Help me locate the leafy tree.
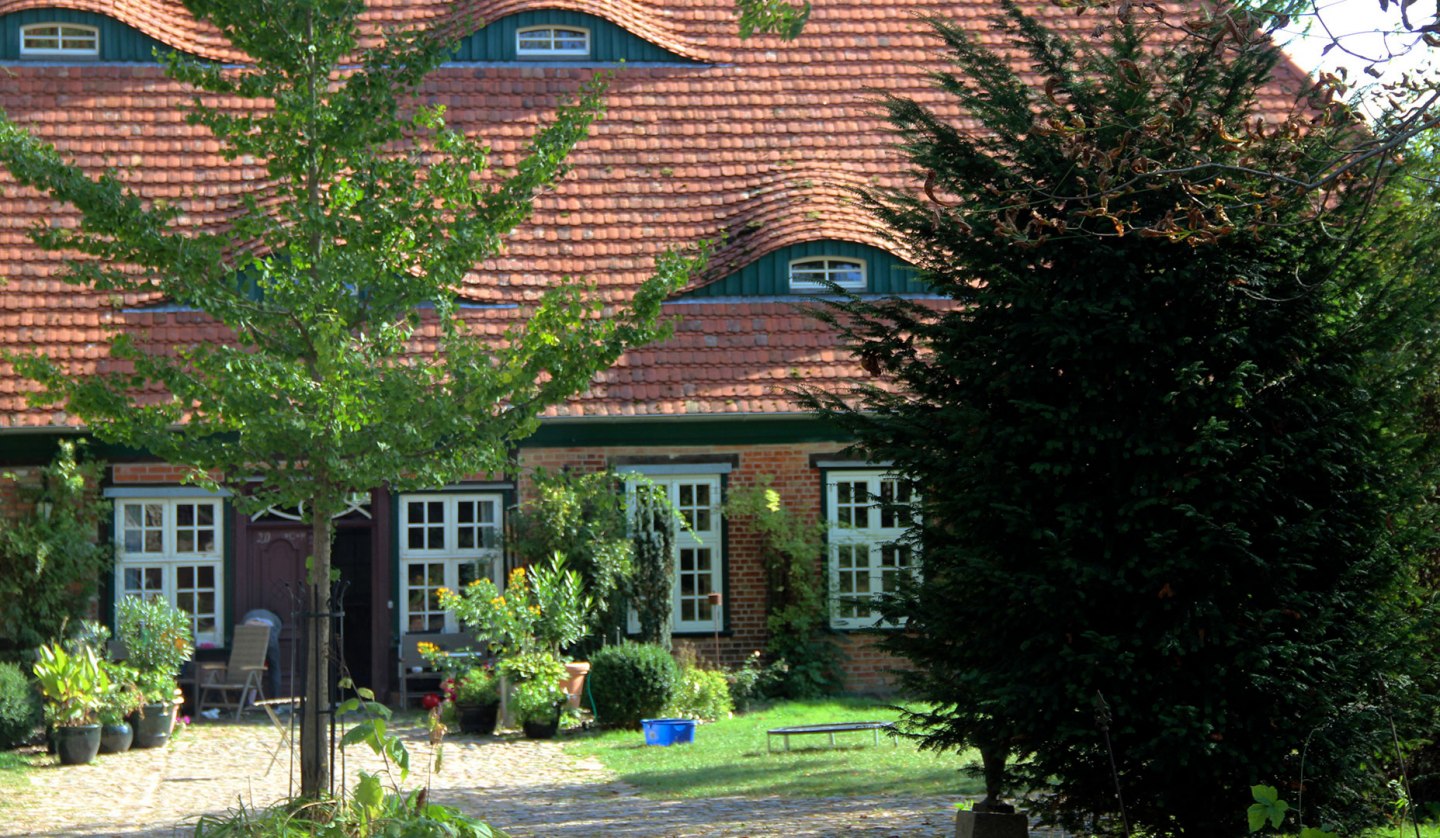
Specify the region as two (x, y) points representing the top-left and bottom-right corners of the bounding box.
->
(630, 485), (675, 649)
(509, 469), (634, 651)
(725, 477), (838, 697)
(802, 4), (1440, 835)
(0, 442), (110, 661)
(0, 0), (701, 796)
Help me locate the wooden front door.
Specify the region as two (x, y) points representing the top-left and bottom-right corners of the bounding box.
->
(236, 524), (310, 696)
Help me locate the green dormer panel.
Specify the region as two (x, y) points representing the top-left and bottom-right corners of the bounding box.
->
(1, 9), (175, 62)
(683, 241), (926, 299)
(453, 10), (693, 63)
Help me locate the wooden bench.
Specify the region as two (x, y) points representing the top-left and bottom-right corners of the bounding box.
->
(766, 721), (898, 752)
(394, 632), (480, 707)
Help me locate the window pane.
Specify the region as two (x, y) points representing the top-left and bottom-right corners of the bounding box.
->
(407, 502), (425, 524)
(144, 531), (163, 552)
(177, 531), (194, 552)
(145, 504), (164, 527)
(177, 504), (194, 526)
(178, 566), (194, 587)
(197, 566), (215, 586)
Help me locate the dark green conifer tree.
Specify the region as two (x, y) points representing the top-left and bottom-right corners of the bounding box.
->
(802, 5), (1440, 834)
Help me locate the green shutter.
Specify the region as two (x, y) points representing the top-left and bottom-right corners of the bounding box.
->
(683, 241), (925, 298)
(453, 10), (694, 63)
(1, 9), (183, 62)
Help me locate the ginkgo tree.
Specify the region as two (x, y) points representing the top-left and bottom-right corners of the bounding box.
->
(0, 0), (701, 797)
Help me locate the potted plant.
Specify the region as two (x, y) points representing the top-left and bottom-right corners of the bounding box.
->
(32, 643), (109, 765)
(500, 651), (569, 739)
(450, 666), (500, 735)
(116, 596), (194, 748)
(97, 662), (144, 754)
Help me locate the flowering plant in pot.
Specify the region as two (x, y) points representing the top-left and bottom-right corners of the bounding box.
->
(500, 651), (569, 739)
(32, 642), (109, 764)
(116, 596), (193, 748)
(448, 666), (500, 735)
(438, 556), (592, 659)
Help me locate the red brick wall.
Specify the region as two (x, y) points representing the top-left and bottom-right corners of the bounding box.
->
(517, 442), (908, 694)
(0, 466), (43, 523)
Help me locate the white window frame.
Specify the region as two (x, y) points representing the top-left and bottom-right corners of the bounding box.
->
(398, 492), (504, 634)
(626, 474), (725, 634)
(788, 256), (866, 293)
(20, 23), (99, 58)
(515, 25), (590, 58)
(826, 470), (918, 629)
(114, 497), (225, 648)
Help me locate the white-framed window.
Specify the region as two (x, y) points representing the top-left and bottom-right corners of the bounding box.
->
(515, 26), (590, 58)
(627, 474), (725, 634)
(114, 498), (224, 647)
(789, 256), (866, 292)
(399, 493), (503, 633)
(20, 23), (99, 58)
(826, 470), (917, 629)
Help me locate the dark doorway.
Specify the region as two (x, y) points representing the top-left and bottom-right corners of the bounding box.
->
(333, 527), (375, 690)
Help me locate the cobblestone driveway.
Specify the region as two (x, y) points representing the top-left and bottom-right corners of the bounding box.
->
(0, 719), (959, 837)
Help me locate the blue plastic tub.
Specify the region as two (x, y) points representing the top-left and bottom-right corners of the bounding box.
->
(641, 718), (696, 746)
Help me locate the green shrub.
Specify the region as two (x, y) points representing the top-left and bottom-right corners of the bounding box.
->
(666, 665), (733, 722)
(0, 660), (40, 748)
(589, 642), (678, 729)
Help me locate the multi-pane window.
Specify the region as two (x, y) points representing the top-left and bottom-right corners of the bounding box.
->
(827, 471), (917, 629)
(20, 24), (99, 57)
(114, 498), (224, 647)
(515, 26), (590, 57)
(399, 493), (502, 633)
(629, 475), (724, 633)
(789, 257), (866, 292)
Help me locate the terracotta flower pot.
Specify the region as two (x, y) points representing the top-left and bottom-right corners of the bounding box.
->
(562, 662), (590, 710)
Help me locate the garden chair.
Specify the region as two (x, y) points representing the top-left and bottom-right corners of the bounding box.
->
(196, 624), (271, 720)
(395, 632), (475, 707)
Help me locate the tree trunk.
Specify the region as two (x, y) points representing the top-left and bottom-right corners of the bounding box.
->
(300, 504), (334, 797)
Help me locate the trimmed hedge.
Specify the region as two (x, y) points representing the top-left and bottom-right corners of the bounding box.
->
(588, 642), (678, 729)
(0, 660), (40, 748)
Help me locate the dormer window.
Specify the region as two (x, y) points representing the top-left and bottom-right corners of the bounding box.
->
(789, 257), (866, 292)
(20, 23), (99, 58)
(516, 26), (590, 58)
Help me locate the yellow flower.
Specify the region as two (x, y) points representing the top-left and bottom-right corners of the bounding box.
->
(416, 641), (439, 655)
(468, 578), (482, 587)
(436, 586), (452, 597)
(528, 605), (541, 615)
(491, 596), (505, 607)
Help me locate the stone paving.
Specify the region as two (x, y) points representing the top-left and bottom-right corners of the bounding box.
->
(0, 717), (962, 837)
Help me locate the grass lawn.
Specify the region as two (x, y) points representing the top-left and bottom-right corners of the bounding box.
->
(0, 749), (33, 799)
(564, 697), (983, 799)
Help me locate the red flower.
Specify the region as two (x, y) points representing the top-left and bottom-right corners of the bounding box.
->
(421, 693), (442, 710)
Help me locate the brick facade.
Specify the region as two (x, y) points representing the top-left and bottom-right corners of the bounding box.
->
(518, 441), (909, 694)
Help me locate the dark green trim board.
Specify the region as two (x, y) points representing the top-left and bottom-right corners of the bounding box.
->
(389, 494), (401, 644)
(0, 9), (176, 62)
(0, 416), (852, 466)
(452, 10), (693, 63)
(223, 498), (236, 643)
(525, 416), (852, 448)
(684, 241), (924, 299)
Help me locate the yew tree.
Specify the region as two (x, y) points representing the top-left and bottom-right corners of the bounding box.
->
(0, 0), (700, 796)
(804, 4), (1440, 834)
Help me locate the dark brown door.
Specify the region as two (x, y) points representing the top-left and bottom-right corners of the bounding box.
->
(237, 524), (310, 696)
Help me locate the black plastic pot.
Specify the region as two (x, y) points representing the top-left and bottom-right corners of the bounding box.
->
(456, 702), (499, 736)
(521, 717), (560, 740)
(54, 724), (102, 765)
(99, 722), (133, 754)
(129, 702), (175, 749)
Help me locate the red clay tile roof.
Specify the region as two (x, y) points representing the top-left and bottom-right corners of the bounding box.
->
(0, 1), (1318, 428)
